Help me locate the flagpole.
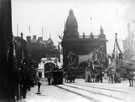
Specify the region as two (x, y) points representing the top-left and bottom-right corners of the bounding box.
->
(42, 27), (43, 37)
(29, 25), (30, 36)
(49, 33), (51, 39)
(90, 17), (92, 33)
(17, 24), (18, 36)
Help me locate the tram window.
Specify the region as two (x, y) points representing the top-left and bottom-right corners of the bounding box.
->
(38, 72), (42, 78)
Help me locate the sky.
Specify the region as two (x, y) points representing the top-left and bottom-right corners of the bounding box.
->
(12, 0), (135, 54)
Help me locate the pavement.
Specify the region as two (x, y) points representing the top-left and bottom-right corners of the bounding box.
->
(17, 78), (135, 102)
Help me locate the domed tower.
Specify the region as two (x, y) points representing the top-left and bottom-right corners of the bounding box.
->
(63, 9), (79, 39)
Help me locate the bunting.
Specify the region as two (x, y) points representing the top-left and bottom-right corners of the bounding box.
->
(67, 45), (107, 66)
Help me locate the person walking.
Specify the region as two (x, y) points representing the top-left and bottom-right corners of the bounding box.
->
(99, 71), (103, 83)
(20, 77), (28, 98)
(37, 78), (41, 93)
(47, 76), (51, 85)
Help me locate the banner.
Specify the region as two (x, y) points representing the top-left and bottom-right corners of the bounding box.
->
(78, 52), (93, 64)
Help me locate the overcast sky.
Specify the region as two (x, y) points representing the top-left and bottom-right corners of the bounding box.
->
(12, 0), (135, 54)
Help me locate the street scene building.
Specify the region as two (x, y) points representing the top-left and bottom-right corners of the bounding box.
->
(0, 0), (135, 102)
(61, 9), (107, 78)
(26, 35), (60, 63)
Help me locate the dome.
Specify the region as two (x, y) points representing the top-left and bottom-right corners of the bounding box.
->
(66, 9), (78, 28)
(63, 9), (79, 39)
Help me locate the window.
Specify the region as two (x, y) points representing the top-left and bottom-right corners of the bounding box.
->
(38, 72), (42, 78)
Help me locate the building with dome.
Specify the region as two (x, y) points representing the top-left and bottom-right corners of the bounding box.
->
(61, 9), (107, 76)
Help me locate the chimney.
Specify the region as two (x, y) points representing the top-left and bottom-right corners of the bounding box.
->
(33, 35), (36, 40)
(38, 37), (43, 42)
(83, 32), (85, 38)
(26, 36), (31, 42)
(21, 32), (23, 39)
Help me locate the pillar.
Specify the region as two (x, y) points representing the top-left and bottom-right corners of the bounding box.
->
(0, 0), (15, 100)
(42, 71), (45, 78)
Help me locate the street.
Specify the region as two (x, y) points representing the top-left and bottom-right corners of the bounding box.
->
(18, 79), (135, 102)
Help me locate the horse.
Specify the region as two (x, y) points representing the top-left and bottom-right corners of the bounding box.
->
(65, 73), (75, 83)
(65, 74), (72, 83)
(127, 71), (134, 87)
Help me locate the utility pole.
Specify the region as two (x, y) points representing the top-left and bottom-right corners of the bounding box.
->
(42, 27), (44, 37)
(17, 24), (19, 36)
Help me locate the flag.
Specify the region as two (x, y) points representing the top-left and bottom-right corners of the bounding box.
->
(78, 52), (94, 64)
(90, 17), (92, 21)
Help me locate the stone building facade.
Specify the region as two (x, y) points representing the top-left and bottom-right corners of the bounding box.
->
(61, 10), (107, 74)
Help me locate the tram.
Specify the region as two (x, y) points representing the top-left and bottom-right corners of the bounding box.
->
(42, 57), (63, 85)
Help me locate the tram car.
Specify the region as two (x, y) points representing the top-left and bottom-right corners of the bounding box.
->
(43, 58), (63, 85)
(52, 68), (63, 85)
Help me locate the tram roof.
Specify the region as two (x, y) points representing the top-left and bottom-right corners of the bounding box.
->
(41, 57), (58, 61)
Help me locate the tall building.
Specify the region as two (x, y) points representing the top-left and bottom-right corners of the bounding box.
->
(123, 22), (135, 59)
(61, 10), (107, 75)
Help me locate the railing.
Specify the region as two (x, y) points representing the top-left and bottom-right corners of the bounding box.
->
(79, 35), (100, 39)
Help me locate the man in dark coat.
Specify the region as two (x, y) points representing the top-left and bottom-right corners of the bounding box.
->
(47, 76), (51, 85)
(37, 78), (41, 93)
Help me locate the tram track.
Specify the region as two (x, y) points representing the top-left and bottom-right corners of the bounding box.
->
(56, 85), (104, 102)
(63, 83), (125, 101)
(72, 83), (130, 94)
(55, 83), (126, 102)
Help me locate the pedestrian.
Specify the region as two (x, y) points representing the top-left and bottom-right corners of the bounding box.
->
(37, 78), (41, 93)
(99, 71), (103, 83)
(21, 77), (28, 98)
(47, 76), (51, 85)
(65, 74), (68, 82)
